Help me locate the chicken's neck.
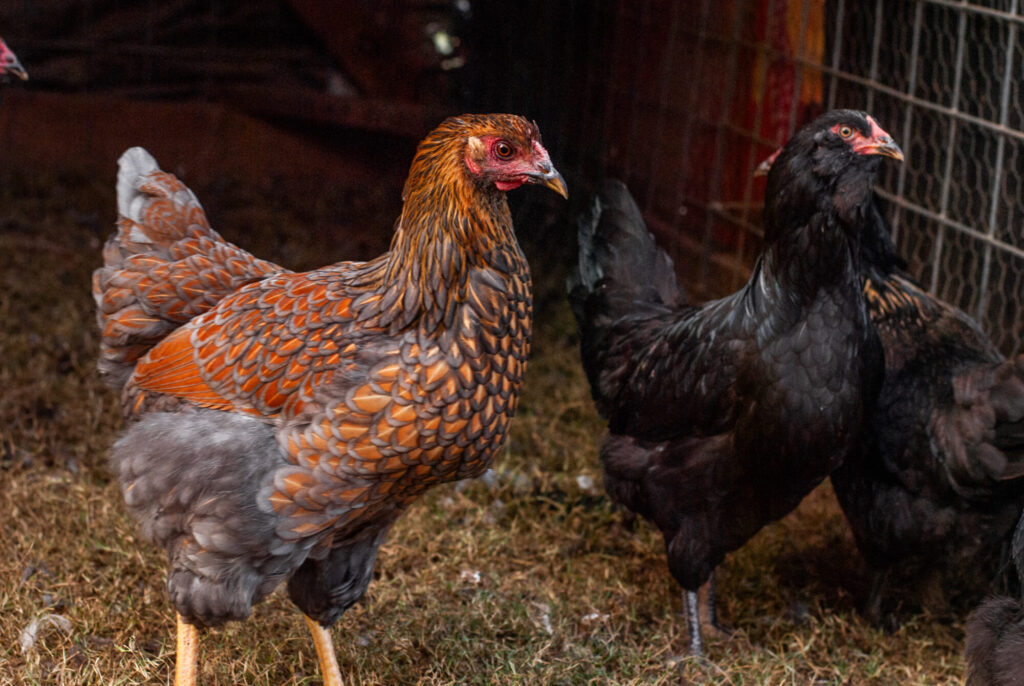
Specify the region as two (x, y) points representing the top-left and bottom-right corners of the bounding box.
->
(373, 176), (528, 334)
(753, 203), (868, 321)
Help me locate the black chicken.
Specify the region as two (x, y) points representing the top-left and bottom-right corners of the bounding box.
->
(756, 152), (1024, 619)
(569, 110), (900, 654)
(965, 512), (1024, 686)
(837, 211), (1024, 617)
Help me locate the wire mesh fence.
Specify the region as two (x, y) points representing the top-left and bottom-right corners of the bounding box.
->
(666, 0), (1024, 355)
(4, 1), (1022, 352)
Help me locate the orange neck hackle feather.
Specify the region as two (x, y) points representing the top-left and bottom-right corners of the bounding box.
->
(366, 114), (539, 334)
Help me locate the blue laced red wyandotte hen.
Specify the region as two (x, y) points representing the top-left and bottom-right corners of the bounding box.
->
(0, 36), (27, 82)
(569, 110), (902, 655)
(93, 114), (566, 686)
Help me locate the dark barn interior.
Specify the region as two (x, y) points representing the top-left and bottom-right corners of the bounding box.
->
(2, 1), (1023, 684)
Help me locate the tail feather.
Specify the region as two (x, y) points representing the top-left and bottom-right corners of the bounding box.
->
(569, 179), (683, 318)
(93, 147), (283, 388)
(568, 180), (687, 413)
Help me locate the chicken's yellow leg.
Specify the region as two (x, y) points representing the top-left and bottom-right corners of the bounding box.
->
(304, 614), (345, 686)
(174, 614), (199, 686)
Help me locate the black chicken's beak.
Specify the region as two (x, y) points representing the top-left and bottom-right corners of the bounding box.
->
(526, 166), (568, 199)
(854, 117), (904, 162)
(859, 135), (904, 162)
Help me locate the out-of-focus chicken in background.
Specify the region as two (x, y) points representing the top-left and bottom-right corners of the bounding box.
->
(569, 110), (901, 654)
(0, 36), (28, 82)
(965, 512), (1024, 686)
(754, 149), (1024, 622)
(93, 114), (566, 686)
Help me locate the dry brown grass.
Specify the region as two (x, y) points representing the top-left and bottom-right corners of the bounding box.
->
(0, 171), (969, 685)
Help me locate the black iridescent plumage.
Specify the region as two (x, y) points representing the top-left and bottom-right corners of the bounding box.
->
(569, 110), (898, 653)
(830, 200), (1024, 619)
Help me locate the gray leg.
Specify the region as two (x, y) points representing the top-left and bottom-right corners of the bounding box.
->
(684, 589), (703, 655)
(707, 572), (718, 629)
(865, 569), (889, 625)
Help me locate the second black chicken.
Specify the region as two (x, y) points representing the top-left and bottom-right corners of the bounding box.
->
(835, 202), (1024, 619)
(569, 110), (901, 653)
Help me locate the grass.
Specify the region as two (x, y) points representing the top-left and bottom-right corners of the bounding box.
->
(0, 170), (970, 685)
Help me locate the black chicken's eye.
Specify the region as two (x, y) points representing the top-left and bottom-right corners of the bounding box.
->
(495, 142), (513, 158)
(839, 126), (853, 138)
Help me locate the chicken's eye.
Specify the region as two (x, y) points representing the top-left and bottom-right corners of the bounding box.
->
(839, 126), (853, 138)
(495, 142), (514, 159)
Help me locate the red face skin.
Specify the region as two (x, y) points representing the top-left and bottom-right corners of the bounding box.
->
(830, 115), (903, 160)
(465, 136), (560, 192)
(757, 115), (904, 177)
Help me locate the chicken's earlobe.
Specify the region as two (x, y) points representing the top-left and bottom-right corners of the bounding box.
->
(465, 136), (486, 175)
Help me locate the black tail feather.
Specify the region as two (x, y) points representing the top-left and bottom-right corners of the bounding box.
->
(568, 179), (683, 322)
(568, 180), (686, 412)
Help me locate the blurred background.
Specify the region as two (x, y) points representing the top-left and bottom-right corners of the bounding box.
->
(3, 0), (1023, 355)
